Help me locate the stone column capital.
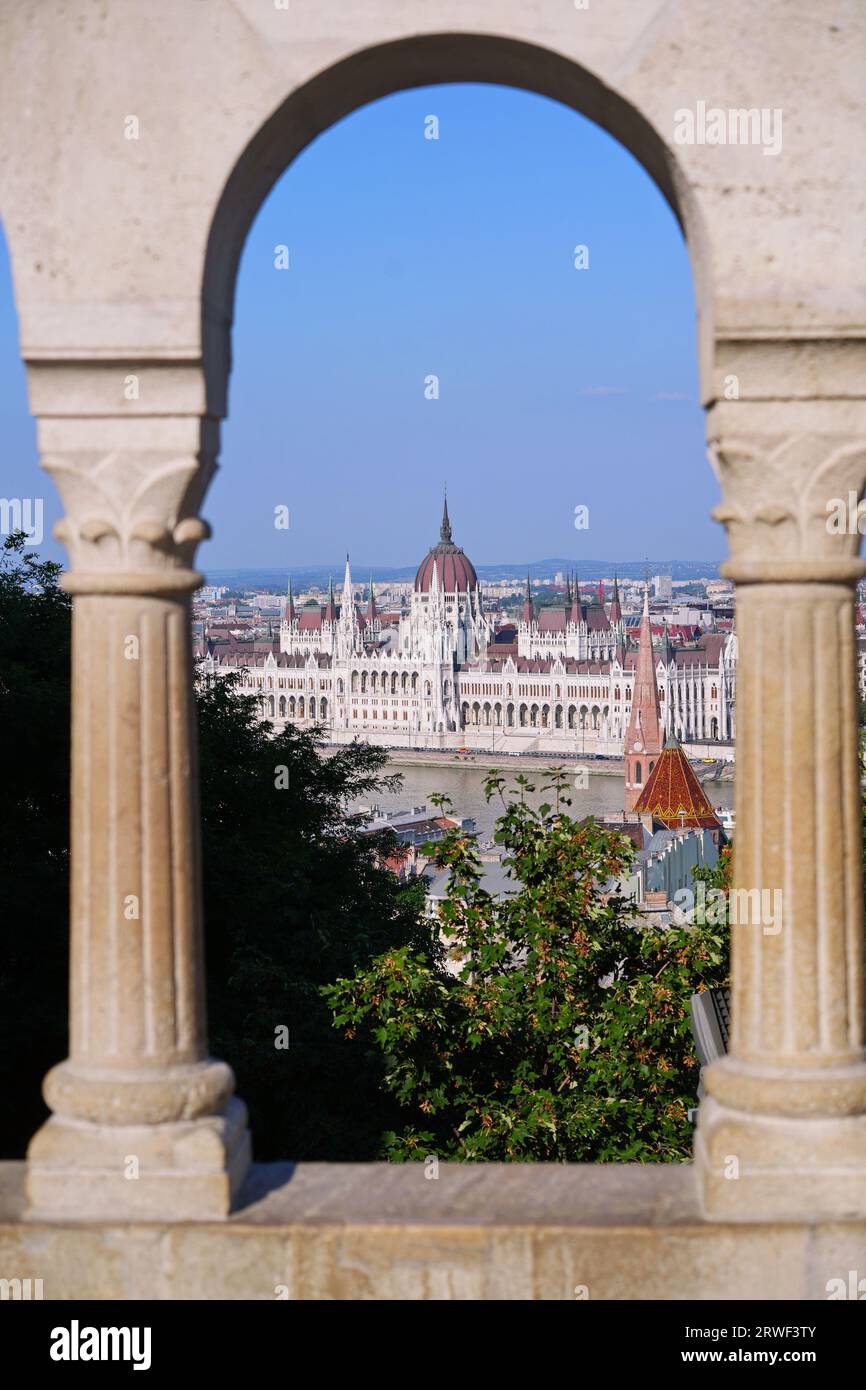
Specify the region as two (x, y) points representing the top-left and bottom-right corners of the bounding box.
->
(707, 417), (866, 580)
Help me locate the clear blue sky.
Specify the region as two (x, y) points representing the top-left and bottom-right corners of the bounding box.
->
(0, 83), (724, 571)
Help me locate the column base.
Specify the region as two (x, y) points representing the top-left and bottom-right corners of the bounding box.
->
(695, 1095), (866, 1222)
(25, 1098), (251, 1222)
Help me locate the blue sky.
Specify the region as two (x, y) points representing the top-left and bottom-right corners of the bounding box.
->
(0, 82), (723, 571)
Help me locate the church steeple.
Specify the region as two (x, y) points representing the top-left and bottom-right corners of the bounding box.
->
(366, 574), (377, 624)
(623, 585), (664, 813)
(285, 574), (296, 623)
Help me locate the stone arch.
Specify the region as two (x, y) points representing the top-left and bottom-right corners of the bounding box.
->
(15, 12), (864, 1236)
(278, 695), (286, 718)
(203, 35), (712, 418)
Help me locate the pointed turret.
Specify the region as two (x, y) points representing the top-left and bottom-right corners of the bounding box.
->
(597, 578), (605, 607)
(522, 572), (534, 624)
(570, 571), (583, 625)
(285, 575), (296, 623)
(634, 733), (720, 832)
(323, 574), (337, 623)
(609, 574), (622, 622)
(660, 619), (673, 667)
(366, 574), (377, 624)
(623, 586), (664, 813)
(440, 490), (453, 545)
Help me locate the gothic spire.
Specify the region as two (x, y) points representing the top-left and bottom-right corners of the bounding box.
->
(623, 585), (664, 812)
(609, 573), (622, 622)
(439, 489), (453, 545)
(323, 573), (337, 622)
(522, 571), (534, 624)
(366, 573), (377, 622)
(285, 574), (296, 622)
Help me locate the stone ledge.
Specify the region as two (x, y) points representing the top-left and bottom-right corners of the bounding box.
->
(1, 1162), (864, 1300)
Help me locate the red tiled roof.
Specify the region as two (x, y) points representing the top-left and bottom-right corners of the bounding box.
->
(634, 737), (720, 829)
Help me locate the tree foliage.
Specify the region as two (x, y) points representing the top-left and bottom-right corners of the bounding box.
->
(0, 533), (72, 1150)
(197, 672), (438, 1158)
(326, 770), (730, 1162)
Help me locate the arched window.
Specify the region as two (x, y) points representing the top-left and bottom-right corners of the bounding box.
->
(278, 695), (286, 717)
(635, 761), (642, 784)
(268, 695), (275, 717)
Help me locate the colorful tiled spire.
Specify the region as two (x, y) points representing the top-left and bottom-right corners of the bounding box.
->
(634, 733), (720, 829)
(623, 585), (664, 812)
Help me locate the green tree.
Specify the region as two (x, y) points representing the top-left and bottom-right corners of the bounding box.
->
(0, 535), (436, 1158)
(0, 533), (72, 1150)
(326, 770), (729, 1162)
(197, 672), (438, 1158)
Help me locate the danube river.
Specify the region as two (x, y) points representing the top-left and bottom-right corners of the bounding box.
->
(353, 760), (736, 844)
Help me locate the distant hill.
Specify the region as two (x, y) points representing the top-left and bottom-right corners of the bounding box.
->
(205, 559), (723, 592)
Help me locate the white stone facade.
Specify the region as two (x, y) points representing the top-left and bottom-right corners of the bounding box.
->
(203, 520), (737, 756)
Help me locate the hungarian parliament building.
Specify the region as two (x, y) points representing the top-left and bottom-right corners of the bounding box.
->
(199, 502), (737, 756)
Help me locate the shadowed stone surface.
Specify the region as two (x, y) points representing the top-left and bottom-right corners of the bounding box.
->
(1, 1162), (864, 1300)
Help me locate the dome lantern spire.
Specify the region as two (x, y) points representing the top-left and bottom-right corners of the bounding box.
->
(440, 489), (452, 545)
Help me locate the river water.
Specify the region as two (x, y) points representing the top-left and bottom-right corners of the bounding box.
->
(355, 761), (736, 844)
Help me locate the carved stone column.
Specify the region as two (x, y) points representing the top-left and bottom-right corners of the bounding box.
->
(26, 385), (250, 1220)
(695, 377), (866, 1220)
